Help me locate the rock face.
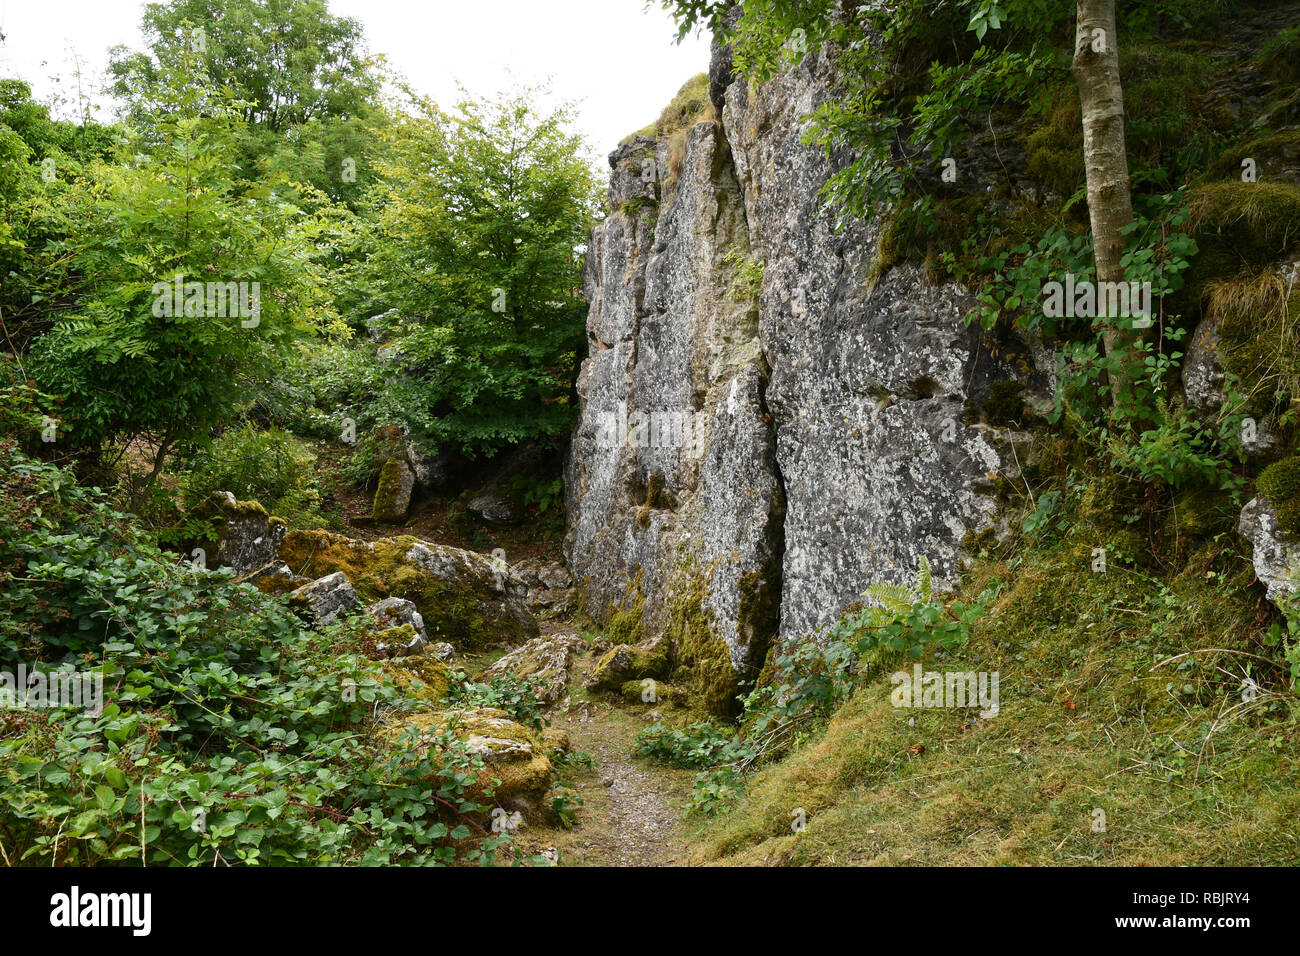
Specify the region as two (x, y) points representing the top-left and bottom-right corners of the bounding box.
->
(208, 492), (286, 574)
(565, 117), (784, 712)
(1238, 497), (1300, 604)
(565, 44), (1024, 710)
(290, 571), (360, 625)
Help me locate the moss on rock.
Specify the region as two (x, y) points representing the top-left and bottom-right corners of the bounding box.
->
(1206, 265), (1300, 408)
(982, 381), (1027, 426)
(588, 638), (672, 692)
(1257, 457), (1300, 534)
(619, 678), (684, 706)
(1187, 182), (1300, 293)
(666, 563), (742, 718)
(279, 529), (534, 649)
(372, 457), (412, 523)
(380, 652), (452, 703)
(383, 707), (552, 815)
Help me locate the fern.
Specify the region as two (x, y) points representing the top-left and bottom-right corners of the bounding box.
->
(861, 580), (917, 612)
(862, 556), (933, 611)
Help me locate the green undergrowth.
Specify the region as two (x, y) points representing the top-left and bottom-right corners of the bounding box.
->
(0, 437), (547, 866)
(682, 470), (1300, 866)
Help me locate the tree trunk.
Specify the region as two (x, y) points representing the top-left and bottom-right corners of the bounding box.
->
(1072, 0), (1135, 401)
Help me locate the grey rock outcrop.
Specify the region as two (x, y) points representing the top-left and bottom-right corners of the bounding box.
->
(210, 492), (285, 575)
(1238, 497), (1300, 605)
(565, 32), (1031, 708)
(291, 572), (360, 625)
(566, 116), (783, 706)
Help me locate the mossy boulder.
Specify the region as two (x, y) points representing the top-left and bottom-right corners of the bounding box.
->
(288, 571), (360, 625)
(1257, 457), (1300, 535)
(279, 529), (537, 649)
(380, 654), (453, 703)
(477, 631), (587, 705)
(1197, 262), (1300, 420)
(385, 707), (552, 816)
(619, 679), (684, 706)
(585, 637), (672, 693)
(372, 457), (414, 523)
(539, 727), (571, 756)
(188, 491), (286, 574)
(240, 562), (308, 595)
(373, 622), (428, 659)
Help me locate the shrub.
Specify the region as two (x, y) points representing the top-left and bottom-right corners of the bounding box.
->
(0, 441), (528, 865)
(635, 721), (737, 769)
(179, 423), (325, 528)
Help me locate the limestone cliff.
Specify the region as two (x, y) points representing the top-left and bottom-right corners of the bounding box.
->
(565, 43), (1034, 712)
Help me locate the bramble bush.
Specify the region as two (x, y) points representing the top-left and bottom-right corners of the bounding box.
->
(0, 434), (533, 865)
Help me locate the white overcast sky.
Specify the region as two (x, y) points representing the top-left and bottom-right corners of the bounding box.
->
(0, 0), (712, 159)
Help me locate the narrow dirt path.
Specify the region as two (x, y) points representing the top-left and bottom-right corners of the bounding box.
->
(524, 650), (698, 867)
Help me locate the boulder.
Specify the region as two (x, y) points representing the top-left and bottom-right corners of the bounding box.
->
(538, 564), (573, 590)
(369, 596), (428, 641)
(290, 571), (360, 625)
(278, 529), (538, 649)
(584, 636), (671, 692)
(428, 642), (456, 662)
(239, 562), (309, 593)
(373, 457), (415, 523)
(387, 707), (552, 816)
(205, 492), (286, 575)
(380, 654), (453, 702)
(478, 632), (589, 705)
(405, 441), (449, 494)
(1239, 496), (1300, 604)
(374, 622), (428, 659)
(531, 588), (577, 617)
(467, 490), (519, 526)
